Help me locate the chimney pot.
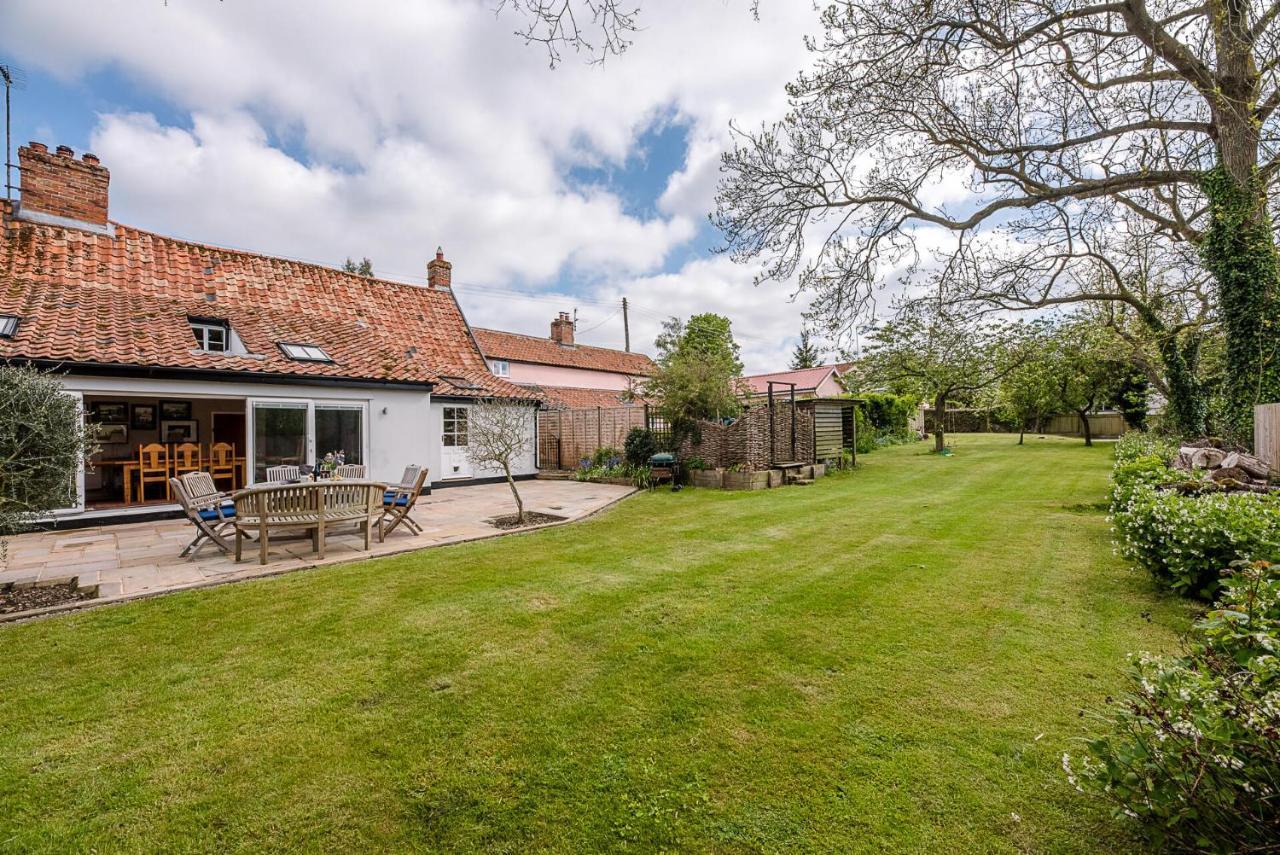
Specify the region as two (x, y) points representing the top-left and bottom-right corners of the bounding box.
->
(81, 153), (100, 166)
(28, 141), (47, 153)
(550, 312), (575, 346)
(55, 145), (74, 158)
(426, 247), (452, 290)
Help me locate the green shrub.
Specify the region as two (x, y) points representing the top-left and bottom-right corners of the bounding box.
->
(1114, 430), (1178, 466)
(623, 428), (658, 467)
(590, 446), (623, 469)
(1111, 480), (1280, 599)
(859, 393), (916, 438)
(1068, 558), (1280, 851)
(854, 407), (876, 455)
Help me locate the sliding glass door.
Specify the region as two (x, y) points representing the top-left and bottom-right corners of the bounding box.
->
(246, 399), (368, 482)
(251, 401), (308, 482)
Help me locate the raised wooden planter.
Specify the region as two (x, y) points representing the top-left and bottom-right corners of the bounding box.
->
(812, 463), (826, 479)
(723, 470), (771, 491)
(690, 469), (724, 489)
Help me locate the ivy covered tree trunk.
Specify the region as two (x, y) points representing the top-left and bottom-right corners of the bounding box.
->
(1200, 168), (1280, 443)
(1157, 331), (1208, 438)
(933, 392), (946, 453)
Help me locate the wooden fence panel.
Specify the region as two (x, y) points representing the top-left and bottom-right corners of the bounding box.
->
(1256, 403), (1280, 474)
(536, 406), (647, 469)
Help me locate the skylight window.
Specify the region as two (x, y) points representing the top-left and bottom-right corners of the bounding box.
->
(189, 317), (230, 352)
(440, 375), (480, 389)
(279, 342), (333, 362)
(0, 315), (18, 338)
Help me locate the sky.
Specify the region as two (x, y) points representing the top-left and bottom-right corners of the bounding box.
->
(0, 0), (835, 373)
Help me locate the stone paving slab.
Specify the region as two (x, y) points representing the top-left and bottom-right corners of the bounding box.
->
(1, 481), (635, 619)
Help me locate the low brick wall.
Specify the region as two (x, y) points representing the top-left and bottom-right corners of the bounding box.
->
(680, 403), (814, 470)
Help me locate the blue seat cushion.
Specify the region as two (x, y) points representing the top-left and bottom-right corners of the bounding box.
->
(384, 492), (410, 507)
(197, 506), (235, 522)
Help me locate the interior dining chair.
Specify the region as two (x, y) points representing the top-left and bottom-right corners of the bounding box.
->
(172, 442), (203, 482)
(137, 442), (170, 502)
(209, 442), (238, 490)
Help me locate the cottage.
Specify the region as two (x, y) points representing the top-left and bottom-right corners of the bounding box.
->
(0, 142), (539, 522)
(474, 314), (654, 409)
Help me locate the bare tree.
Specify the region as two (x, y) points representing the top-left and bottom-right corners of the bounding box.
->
(496, 0), (641, 66)
(465, 399), (535, 523)
(715, 0), (1280, 441)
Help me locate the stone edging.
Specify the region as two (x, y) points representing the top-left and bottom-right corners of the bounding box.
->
(0, 487), (639, 626)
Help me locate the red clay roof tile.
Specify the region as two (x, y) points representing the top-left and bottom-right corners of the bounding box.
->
(0, 203), (533, 400)
(473, 327), (655, 376)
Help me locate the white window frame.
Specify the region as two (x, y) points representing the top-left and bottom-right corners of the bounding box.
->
(279, 342), (333, 362)
(190, 319), (230, 353)
(490, 359), (509, 377)
(441, 405), (469, 447)
(0, 315), (18, 338)
(244, 397), (369, 484)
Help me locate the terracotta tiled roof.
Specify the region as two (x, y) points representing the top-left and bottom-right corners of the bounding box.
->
(742, 364), (850, 396)
(526, 385), (648, 410)
(473, 327), (655, 376)
(0, 203), (534, 400)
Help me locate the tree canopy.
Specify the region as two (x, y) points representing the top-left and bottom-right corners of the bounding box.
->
(713, 0), (1280, 441)
(646, 313), (746, 434)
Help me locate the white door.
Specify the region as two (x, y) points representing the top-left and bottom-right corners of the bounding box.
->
(441, 405), (472, 479)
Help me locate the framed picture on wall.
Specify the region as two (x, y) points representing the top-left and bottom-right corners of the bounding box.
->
(160, 420), (198, 443)
(90, 401), (128, 423)
(160, 400), (192, 421)
(130, 403), (157, 430)
(99, 424), (129, 444)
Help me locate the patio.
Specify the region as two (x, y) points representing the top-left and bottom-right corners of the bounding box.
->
(0, 480), (634, 617)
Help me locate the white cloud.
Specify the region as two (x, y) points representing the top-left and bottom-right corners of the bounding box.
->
(1, 0), (822, 370)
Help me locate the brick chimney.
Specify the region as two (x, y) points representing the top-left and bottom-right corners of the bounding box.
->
(427, 246), (452, 290)
(550, 311), (575, 347)
(17, 142), (110, 228)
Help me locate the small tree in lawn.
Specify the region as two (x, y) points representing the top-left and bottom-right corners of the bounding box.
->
(1051, 321), (1128, 447)
(858, 301), (1023, 453)
(465, 399), (534, 524)
(998, 323), (1060, 445)
(0, 365), (99, 540)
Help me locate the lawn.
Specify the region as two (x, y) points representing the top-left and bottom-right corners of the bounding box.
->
(0, 435), (1196, 853)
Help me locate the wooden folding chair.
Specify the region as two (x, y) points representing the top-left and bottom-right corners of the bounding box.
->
(171, 474), (236, 557)
(380, 465), (428, 538)
(209, 442), (238, 491)
(266, 465), (300, 483)
(137, 443), (170, 501)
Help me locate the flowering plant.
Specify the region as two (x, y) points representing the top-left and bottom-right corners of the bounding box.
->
(1068, 559), (1280, 851)
(319, 450), (346, 475)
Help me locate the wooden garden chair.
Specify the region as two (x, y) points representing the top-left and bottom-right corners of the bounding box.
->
(380, 465), (428, 538)
(171, 473), (236, 557)
(334, 463), (366, 479)
(137, 442), (170, 501)
(208, 442), (238, 490)
(172, 442), (202, 481)
(266, 464), (300, 483)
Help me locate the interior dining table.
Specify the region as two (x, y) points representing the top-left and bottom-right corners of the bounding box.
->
(94, 456), (248, 504)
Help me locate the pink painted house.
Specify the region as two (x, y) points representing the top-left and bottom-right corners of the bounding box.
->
(742, 364), (851, 400)
(473, 313), (655, 410)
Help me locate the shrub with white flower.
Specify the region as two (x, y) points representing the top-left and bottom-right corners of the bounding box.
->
(1069, 559), (1280, 851)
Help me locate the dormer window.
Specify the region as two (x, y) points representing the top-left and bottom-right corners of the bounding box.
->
(490, 359), (509, 377)
(189, 317), (230, 352)
(279, 342), (332, 362)
(0, 315), (18, 338)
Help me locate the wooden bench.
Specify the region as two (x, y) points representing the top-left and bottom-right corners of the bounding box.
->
(233, 481), (385, 565)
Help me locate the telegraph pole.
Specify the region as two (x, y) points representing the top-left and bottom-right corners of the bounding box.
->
(622, 297), (630, 352)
